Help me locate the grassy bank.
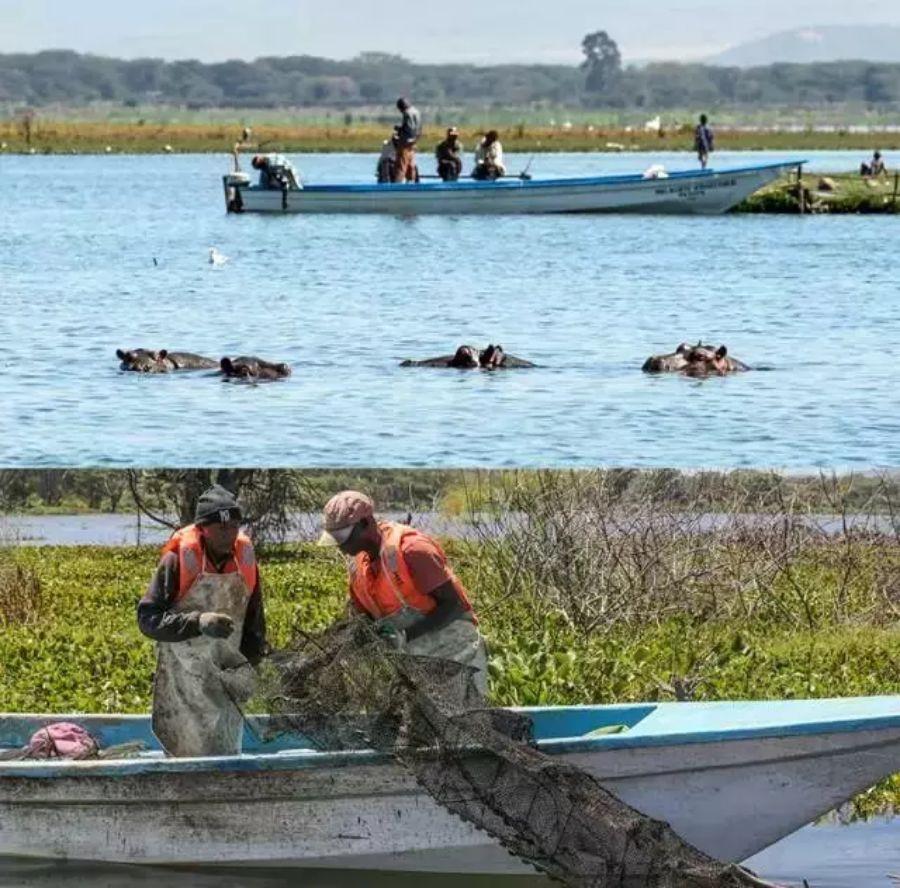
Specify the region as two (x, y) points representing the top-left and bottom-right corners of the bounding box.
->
(738, 170), (900, 213)
(3, 119), (900, 154)
(2, 522), (899, 815)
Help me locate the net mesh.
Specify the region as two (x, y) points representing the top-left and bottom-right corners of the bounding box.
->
(255, 617), (780, 888)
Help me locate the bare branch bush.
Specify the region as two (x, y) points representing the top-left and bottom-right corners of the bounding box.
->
(457, 469), (900, 641)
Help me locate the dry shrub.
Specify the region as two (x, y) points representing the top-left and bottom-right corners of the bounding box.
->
(458, 470), (900, 637)
(0, 557), (44, 627)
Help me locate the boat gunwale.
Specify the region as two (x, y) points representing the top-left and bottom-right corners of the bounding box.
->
(2, 694), (898, 780)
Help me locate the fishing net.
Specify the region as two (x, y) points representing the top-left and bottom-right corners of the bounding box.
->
(256, 617), (780, 888)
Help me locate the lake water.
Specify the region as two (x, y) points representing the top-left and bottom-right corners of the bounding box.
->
(1, 819), (898, 887)
(1, 150), (898, 468)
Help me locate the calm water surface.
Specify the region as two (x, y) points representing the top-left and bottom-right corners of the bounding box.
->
(0, 820), (898, 886)
(1, 150), (897, 467)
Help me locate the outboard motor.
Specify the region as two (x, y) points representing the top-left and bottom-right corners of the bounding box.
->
(223, 170), (250, 213)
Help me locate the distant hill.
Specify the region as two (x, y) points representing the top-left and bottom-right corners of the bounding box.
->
(709, 25), (900, 67)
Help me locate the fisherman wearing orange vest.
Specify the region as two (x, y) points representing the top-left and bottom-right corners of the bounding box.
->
(137, 485), (268, 756)
(318, 491), (489, 694)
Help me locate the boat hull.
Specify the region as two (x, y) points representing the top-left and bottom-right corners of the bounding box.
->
(2, 698), (899, 872)
(228, 162), (799, 216)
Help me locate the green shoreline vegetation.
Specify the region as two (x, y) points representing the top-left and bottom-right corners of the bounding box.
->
(4, 118), (900, 155)
(2, 470), (899, 816)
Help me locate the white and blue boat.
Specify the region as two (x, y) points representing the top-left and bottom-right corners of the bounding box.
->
(1, 695), (898, 873)
(223, 159), (803, 216)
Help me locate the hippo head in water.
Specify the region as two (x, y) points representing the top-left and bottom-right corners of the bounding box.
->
(447, 346), (480, 368)
(220, 356), (292, 380)
(117, 348), (171, 373)
(642, 342), (693, 373)
(479, 343), (505, 369)
(683, 344), (750, 376)
(643, 342), (749, 374)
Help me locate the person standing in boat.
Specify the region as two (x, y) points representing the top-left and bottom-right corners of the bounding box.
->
(472, 130), (506, 180)
(393, 97), (421, 183)
(694, 114), (714, 169)
(318, 491), (489, 694)
(435, 127), (463, 181)
(137, 485), (268, 757)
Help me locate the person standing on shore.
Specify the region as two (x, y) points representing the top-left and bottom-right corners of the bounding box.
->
(318, 491), (489, 694)
(694, 114), (714, 169)
(393, 97), (421, 183)
(137, 485), (268, 757)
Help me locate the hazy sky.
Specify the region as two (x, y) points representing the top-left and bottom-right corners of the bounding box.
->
(3, 0), (900, 64)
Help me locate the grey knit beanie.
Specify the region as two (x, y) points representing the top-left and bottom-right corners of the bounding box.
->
(194, 484), (242, 525)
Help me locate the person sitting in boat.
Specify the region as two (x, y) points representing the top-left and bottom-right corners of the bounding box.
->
(318, 491), (489, 694)
(137, 485), (268, 757)
(472, 131), (506, 181)
(251, 153), (300, 190)
(376, 127), (400, 183)
(435, 127), (463, 182)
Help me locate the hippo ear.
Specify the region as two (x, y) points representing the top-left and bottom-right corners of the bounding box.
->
(116, 349), (127, 360)
(716, 345), (727, 358)
(157, 349), (168, 359)
(676, 343), (688, 354)
(220, 357), (233, 373)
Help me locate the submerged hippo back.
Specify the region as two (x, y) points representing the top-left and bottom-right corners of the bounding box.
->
(164, 352), (219, 370)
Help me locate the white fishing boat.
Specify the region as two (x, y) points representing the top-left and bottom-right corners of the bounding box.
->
(223, 158), (803, 215)
(1, 695), (898, 873)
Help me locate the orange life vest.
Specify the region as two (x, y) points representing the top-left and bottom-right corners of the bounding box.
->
(348, 522), (474, 622)
(161, 523), (257, 603)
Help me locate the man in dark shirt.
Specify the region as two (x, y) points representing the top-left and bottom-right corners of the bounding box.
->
(393, 96), (421, 183)
(694, 114), (714, 169)
(435, 127), (463, 181)
(137, 485), (267, 756)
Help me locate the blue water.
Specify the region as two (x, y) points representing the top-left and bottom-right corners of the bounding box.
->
(1, 150), (897, 467)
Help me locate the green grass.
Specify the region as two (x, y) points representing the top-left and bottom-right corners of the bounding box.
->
(2, 541), (899, 816)
(738, 170), (900, 213)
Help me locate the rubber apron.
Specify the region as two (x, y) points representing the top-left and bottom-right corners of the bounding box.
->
(373, 550), (489, 695)
(152, 564), (255, 757)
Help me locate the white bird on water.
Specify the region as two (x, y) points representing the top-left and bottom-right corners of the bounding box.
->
(208, 247), (228, 266)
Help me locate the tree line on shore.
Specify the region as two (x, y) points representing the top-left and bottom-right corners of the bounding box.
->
(3, 38), (900, 111)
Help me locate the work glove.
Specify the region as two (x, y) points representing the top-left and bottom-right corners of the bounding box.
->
(198, 612), (235, 638)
